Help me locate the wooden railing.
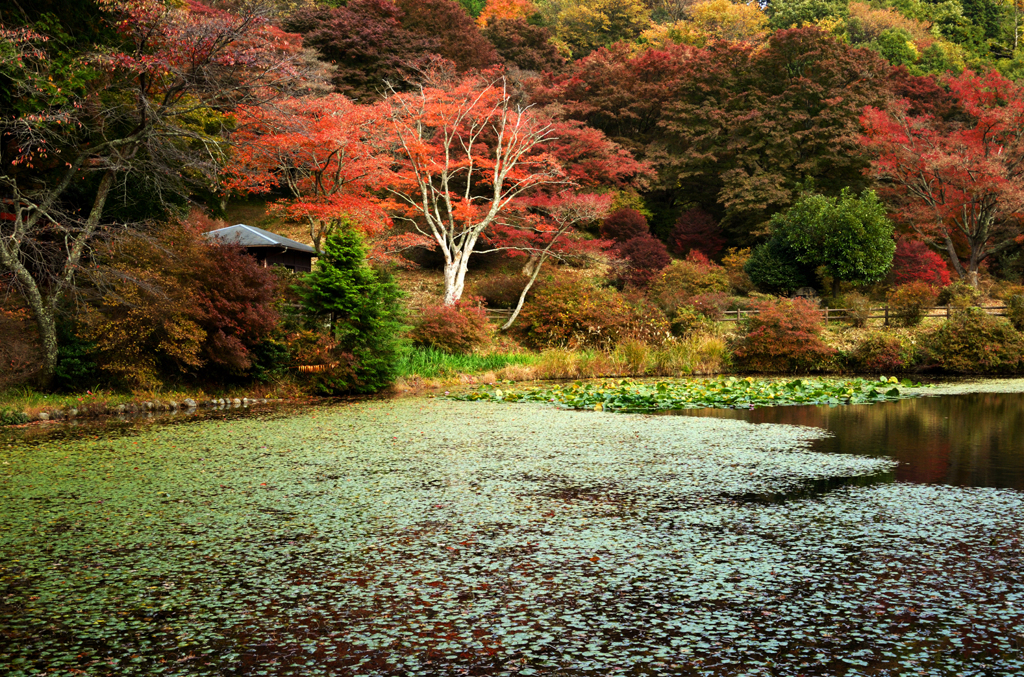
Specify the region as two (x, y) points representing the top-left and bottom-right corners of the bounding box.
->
(720, 304), (1010, 323)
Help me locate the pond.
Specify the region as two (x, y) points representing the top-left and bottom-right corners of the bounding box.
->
(677, 392), (1024, 490)
(1, 395), (1022, 676)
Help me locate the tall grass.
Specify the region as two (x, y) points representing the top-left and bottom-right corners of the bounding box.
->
(396, 347), (538, 379)
(532, 333), (729, 380)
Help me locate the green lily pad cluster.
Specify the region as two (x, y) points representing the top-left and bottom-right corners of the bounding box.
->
(451, 376), (923, 412)
(0, 398), (1020, 677)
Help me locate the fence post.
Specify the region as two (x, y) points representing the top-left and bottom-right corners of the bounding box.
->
(884, 306), (889, 327)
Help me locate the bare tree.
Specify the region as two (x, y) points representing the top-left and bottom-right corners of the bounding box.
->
(383, 70), (569, 305)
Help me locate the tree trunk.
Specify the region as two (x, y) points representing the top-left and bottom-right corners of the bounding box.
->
(0, 254), (59, 386)
(501, 257), (548, 331)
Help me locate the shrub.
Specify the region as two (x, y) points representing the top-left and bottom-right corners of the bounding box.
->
(721, 247), (754, 294)
(470, 273), (536, 309)
(515, 276), (636, 350)
(77, 214), (282, 388)
(0, 306), (40, 389)
(937, 280), (981, 309)
(670, 208), (725, 259)
(887, 282), (938, 327)
(620, 295), (671, 344)
(688, 291), (731, 320)
(671, 307), (715, 338)
(601, 208), (649, 243)
(285, 329), (360, 395)
(890, 238), (951, 286)
(617, 235), (671, 288)
(852, 331), (917, 372)
(649, 256), (731, 315)
(838, 292), (872, 328)
(1006, 294), (1024, 331)
(928, 309), (1023, 374)
(732, 298), (837, 372)
(409, 300), (491, 354)
(297, 228), (406, 393)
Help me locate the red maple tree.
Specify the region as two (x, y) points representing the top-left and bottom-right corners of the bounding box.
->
(225, 94), (393, 253)
(862, 69), (1024, 286)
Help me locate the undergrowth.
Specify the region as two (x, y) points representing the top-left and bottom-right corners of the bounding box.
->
(395, 347), (537, 379)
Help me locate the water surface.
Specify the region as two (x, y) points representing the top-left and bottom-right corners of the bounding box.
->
(677, 392), (1024, 490)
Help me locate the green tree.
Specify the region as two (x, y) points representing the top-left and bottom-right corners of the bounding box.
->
(766, 0), (848, 29)
(298, 228), (405, 393)
(766, 188), (896, 297)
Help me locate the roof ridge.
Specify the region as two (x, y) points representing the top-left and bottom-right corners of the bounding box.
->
(237, 224), (278, 245)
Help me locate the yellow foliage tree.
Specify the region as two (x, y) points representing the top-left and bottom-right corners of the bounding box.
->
(640, 0), (767, 47)
(554, 0), (651, 55)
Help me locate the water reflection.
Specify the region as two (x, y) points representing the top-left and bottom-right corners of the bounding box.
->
(676, 392), (1024, 491)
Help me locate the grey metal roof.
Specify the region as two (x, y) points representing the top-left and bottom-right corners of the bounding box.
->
(204, 224), (316, 255)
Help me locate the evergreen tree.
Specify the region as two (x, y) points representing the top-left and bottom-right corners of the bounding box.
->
(298, 228), (405, 393)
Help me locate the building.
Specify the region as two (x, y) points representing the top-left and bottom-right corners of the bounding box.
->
(204, 224), (316, 273)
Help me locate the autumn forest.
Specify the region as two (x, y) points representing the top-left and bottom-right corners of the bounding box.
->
(3, 0), (1024, 399)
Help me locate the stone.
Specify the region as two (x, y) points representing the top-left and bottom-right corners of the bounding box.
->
(68, 408), (78, 417)
(232, 398), (241, 407)
(183, 399), (196, 409)
(168, 401), (178, 410)
(37, 412), (49, 421)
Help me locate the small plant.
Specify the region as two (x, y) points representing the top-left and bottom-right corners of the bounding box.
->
(853, 331), (917, 373)
(0, 407), (30, 426)
(937, 280), (981, 309)
(887, 282), (939, 327)
(927, 308), (1023, 374)
(1005, 294), (1024, 332)
(732, 298), (837, 373)
(409, 299), (491, 355)
(839, 292), (872, 328)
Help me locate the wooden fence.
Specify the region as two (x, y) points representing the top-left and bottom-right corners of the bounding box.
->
(720, 304), (1010, 324)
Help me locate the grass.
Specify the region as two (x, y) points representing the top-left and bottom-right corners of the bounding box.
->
(395, 346), (538, 379)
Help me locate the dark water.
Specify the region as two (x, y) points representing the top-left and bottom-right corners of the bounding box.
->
(678, 392), (1024, 491)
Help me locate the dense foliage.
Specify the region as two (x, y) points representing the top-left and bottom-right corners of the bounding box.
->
(408, 300), (492, 354)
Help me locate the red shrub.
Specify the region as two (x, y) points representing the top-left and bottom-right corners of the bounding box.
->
(670, 208), (726, 259)
(601, 208), (649, 243)
(891, 238), (951, 286)
(515, 276), (636, 349)
(191, 240), (282, 371)
(409, 299), (491, 354)
(732, 298), (837, 372)
(618, 235), (671, 288)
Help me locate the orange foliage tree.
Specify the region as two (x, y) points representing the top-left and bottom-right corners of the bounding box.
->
(478, 0), (537, 27)
(225, 94), (393, 253)
(383, 69), (644, 305)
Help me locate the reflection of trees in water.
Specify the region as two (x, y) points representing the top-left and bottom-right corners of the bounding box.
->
(683, 393), (1024, 490)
